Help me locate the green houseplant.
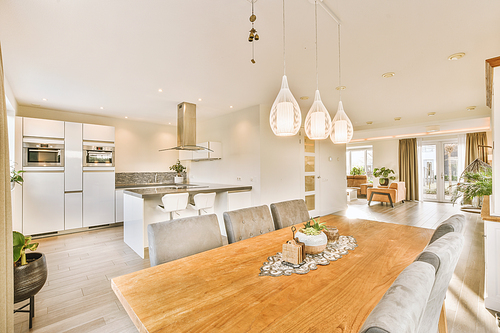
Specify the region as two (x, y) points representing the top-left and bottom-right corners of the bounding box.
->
(373, 167), (396, 186)
(10, 167), (25, 190)
(350, 166), (365, 176)
(13, 231), (47, 328)
(169, 159), (186, 183)
(451, 169), (492, 207)
(295, 217), (328, 254)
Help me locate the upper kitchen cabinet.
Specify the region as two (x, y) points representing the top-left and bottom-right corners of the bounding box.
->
(83, 124), (115, 142)
(23, 118), (64, 139)
(191, 142), (222, 161)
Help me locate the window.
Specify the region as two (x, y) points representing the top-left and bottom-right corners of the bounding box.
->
(346, 146), (373, 176)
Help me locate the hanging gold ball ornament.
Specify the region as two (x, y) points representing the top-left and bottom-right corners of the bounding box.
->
(250, 14), (256, 22)
(254, 34), (259, 41)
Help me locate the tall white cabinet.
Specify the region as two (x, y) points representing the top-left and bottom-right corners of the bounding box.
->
(83, 171), (115, 227)
(65, 122), (83, 230)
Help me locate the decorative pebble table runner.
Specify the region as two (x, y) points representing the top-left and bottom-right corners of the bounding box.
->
(259, 235), (358, 277)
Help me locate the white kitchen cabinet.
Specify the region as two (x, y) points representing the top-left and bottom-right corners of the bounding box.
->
(23, 171), (65, 235)
(192, 142), (222, 161)
(65, 122), (83, 191)
(23, 118), (64, 139)
(65, 192), (83, 230)
(83, 171), (115, 227)
(116, 189), (124, 222)
(83, 124), (115, 142)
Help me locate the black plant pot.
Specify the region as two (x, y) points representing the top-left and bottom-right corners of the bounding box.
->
(14, 252), (47, 304)
(379, 178), (389, 186)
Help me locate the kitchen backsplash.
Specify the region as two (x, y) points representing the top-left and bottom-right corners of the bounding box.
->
(115, 172), (186, 185)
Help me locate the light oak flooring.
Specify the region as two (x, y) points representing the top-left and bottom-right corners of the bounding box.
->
(14, 200), (499, 332)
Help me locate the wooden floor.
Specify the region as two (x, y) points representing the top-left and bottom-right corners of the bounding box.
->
(14, 200), (499, 332)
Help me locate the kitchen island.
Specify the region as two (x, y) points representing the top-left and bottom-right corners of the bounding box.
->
(123, 183), (252, 258)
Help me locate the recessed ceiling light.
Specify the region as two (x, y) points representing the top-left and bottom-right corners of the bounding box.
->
(125, 116), (128, 119)
(366, 121), (373, 125)
(198, 98), (202, 101)
(448, 53), (465, 61)
(300, 96), (309, 100)
(42, 98), (47, 101)
(168, 122), (171, 125)
(230, 106), (233, 108)
(382, 72), (395, 78)
(394, 117), (401, 121)
(31, 103), (41, 107)
(427, 112), (436, 116)
(466, 106), (476, 111)
(335, 86), (346, 91)
(158, 89), (163, 92)
(426, 125), (440, 132)
(100, 107), (104, 110)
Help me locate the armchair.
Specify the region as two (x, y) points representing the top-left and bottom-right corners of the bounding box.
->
(367, 181), (406, 207)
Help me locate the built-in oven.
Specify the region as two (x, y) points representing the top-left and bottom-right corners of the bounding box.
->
(83, 144), (115, 167)
(23, 140), (64, 167)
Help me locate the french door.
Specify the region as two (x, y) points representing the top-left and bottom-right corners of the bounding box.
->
(301, 129), (319, 217)
(421, 141), (459, 202)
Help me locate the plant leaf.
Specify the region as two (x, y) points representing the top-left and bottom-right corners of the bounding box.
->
(13, 231), (25, 262)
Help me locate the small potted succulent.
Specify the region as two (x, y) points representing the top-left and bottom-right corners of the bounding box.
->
(373, 167), (396, 186)
(10, 167), (25, 191)
(295, 217), (328, 254)
(13, 231), (47, 309)
(169, 159), (186, 183)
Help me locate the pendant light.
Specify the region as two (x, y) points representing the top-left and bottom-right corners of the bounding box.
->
(305, 1), (331, 140)
(330, 24), (353, 144)
(270, 0), (301, 137)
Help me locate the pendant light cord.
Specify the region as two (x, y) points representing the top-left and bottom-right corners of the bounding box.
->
(315, 0), (318, 90)
(283, 0), (286, 75)
(338, 23), (342, 101)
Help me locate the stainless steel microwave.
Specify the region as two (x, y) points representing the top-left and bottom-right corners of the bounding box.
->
(83, 145), (115, 166)
(23, 142), (64, 167)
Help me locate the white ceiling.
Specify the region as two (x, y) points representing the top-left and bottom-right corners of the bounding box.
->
(1, 0), (499, 129)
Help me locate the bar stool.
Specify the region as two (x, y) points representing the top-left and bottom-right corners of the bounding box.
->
(157, 193), (189, 220)
(189, 192), (216, 215)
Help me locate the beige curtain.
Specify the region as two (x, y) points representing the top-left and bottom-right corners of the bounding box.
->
(0, 44), (14, 331)
(399, 138), (419, 201)
(465, 132), (488, 165)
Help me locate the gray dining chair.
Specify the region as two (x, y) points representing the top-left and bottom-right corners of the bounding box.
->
(270, 199), (310, 230)
(428, 213), (465, 244)
(223, 205), (275, 244)
(147, 214), (223, 267)
(359, 260), (437, 333)
(415, 231), (464, 333)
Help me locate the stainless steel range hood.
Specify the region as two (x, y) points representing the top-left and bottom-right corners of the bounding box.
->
(159, 102), (213, 152)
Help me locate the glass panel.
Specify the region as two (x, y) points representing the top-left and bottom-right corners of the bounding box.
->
(346, 151), (350, 175)
(351, 150), (365, 173)
(444, 143), (458, 201)
(422, 144), (437, 200)
(305, 156), (315, 172)
(304, 136), (315, 153)
(366, 149), (373, 177)
(305, 175), (315, 192)
(305, 195), (315, 211)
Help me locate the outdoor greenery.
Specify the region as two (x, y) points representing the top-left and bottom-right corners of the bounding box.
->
(350, 166), (365, 175)
(300, 217), (326, 236)
(451, 169), (492, 205)
(169, 159), (186, 176)
(13, 231), (39, 266)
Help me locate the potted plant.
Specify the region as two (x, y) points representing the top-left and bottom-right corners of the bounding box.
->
(350, 166), (365, 176)
(10, 167), (25, 191)
(373, 167), (396, 186)
(169, 159), (186, 183)
(13, 231), (47, 328)
(451, 169), (492, 208)
(295, 217), (328, 254)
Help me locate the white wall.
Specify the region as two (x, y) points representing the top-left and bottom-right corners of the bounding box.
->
(16, 105), (178, 172)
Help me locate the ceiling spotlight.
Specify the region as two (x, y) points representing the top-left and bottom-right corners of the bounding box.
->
(394, 117), (401, 121)
(448, 53), (465, 61)
(366, 121), (373, 125)
(426, 125), (440, 132)
(427, 112), (436, 116)
(335, 86), (346, 91)
(198, 98), (202, 101)
(168, 122), (171, 125)
(382, 72), (395, 78)
(125, 116), (128, 119)
(466, 106), (476, 111)
(42, 98), (47, 101)
(100, 107), (104, 110)
(158, 89), (163, 92)
(300, 96), (309, 100)
(230, 106), (233, 108)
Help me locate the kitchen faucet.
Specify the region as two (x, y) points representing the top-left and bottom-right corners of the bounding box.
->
(154, 173), (158, 183)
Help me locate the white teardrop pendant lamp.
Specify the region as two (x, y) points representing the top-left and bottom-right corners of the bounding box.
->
(305, 1), (331, 140)
(270, 0), (301, 137)
(330, 24), (353, 144)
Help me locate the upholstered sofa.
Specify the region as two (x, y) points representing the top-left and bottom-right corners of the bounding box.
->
(367, 181), (406, 206)
(346, 175), (369, 196)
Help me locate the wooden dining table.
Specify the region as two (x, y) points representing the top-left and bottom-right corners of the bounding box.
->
(111, 215), (434, 333)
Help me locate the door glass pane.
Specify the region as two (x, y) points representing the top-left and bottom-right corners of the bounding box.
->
(351, 150), (365, 173)
(422, 145), (437, 200)
(305, 175), (315, 192)
(444, 143), (458, 201)
(305, 156), (315, 172)
(304, 136), (315, 153)
(366, 149), (373, 177)
(305, 195), (315, 211)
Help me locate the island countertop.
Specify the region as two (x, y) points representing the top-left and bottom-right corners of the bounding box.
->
(123, 183), (252, 198)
